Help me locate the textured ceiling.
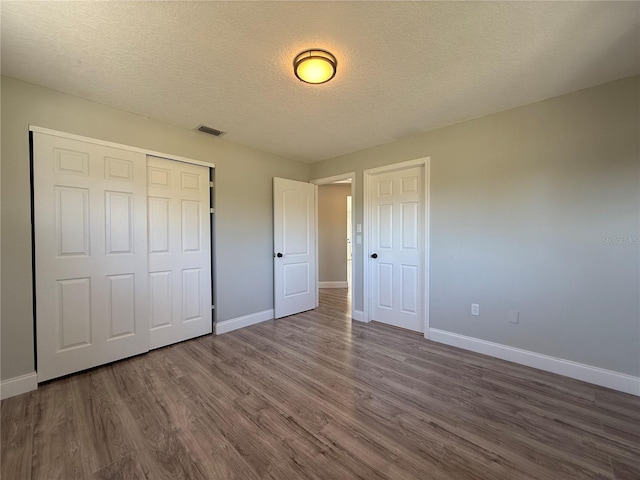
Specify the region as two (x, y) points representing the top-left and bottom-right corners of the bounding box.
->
(2, 1), (638, 163)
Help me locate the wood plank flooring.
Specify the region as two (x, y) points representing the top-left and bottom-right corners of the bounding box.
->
(2, 288), (639, 479)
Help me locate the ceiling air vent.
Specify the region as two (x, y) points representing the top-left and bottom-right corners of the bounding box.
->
(196, 125), (225, 137)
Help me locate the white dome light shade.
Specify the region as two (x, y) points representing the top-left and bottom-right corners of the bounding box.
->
(293, 49), (337, 84)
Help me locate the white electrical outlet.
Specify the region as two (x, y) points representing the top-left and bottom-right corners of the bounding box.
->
(356, 224), (362, 233)
(356, 235), (362, 244)
(509, 310), (520, 324)
(471, 304), (479, 316)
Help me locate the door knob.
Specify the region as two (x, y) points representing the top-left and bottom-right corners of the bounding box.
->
(275, 252), (283, 258)
(371, 253), (378, 259)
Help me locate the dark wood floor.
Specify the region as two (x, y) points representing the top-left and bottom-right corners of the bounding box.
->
(2, 289), (639, 479)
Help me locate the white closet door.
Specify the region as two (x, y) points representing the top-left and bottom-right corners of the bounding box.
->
(33, 133), (149, 382)
(147, 156), (212, 349)
(370, 166), (424, 333)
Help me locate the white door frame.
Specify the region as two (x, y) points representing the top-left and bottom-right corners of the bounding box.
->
(363, 158), (431, 338)
(311, 172), (356, 318)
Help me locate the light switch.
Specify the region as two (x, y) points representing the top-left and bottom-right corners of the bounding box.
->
(356, 224), (362, 233)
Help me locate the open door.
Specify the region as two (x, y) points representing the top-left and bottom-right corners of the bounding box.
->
(273, 177), (317, 318)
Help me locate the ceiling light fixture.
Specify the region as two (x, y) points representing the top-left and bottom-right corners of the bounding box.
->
(293, 49), (337, 84)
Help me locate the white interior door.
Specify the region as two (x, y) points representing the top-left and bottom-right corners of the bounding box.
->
(33, 132), (149, 382)
(370, 166), (424, 332)
(147, 156), (212, 349)
(273, 177), (317, 318)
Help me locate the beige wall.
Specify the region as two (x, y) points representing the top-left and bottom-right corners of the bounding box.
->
(0, 76), (311, 380)
(311, 76), (640, 376)
(2, 75), (638, 381)
(318, 184), (351, 283)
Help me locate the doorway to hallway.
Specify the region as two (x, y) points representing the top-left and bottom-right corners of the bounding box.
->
(312, 173), (356, 320)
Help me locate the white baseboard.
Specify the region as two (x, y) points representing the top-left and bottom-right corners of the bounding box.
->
(352, 310), (365, 322)
(215, 309), (274, 335)
(1, 372), (38, 400)
(319, 281), (348, 289)
(429, 329), (640, 396)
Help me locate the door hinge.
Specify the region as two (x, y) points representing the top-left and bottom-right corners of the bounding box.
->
(210, 207), (215, 214)
(209, 181), (214, 188)
(211, 305), (215, 310)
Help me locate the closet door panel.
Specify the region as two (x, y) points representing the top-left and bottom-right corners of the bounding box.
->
(34, 132), (149, 382)
(147, 156), (212, 349)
